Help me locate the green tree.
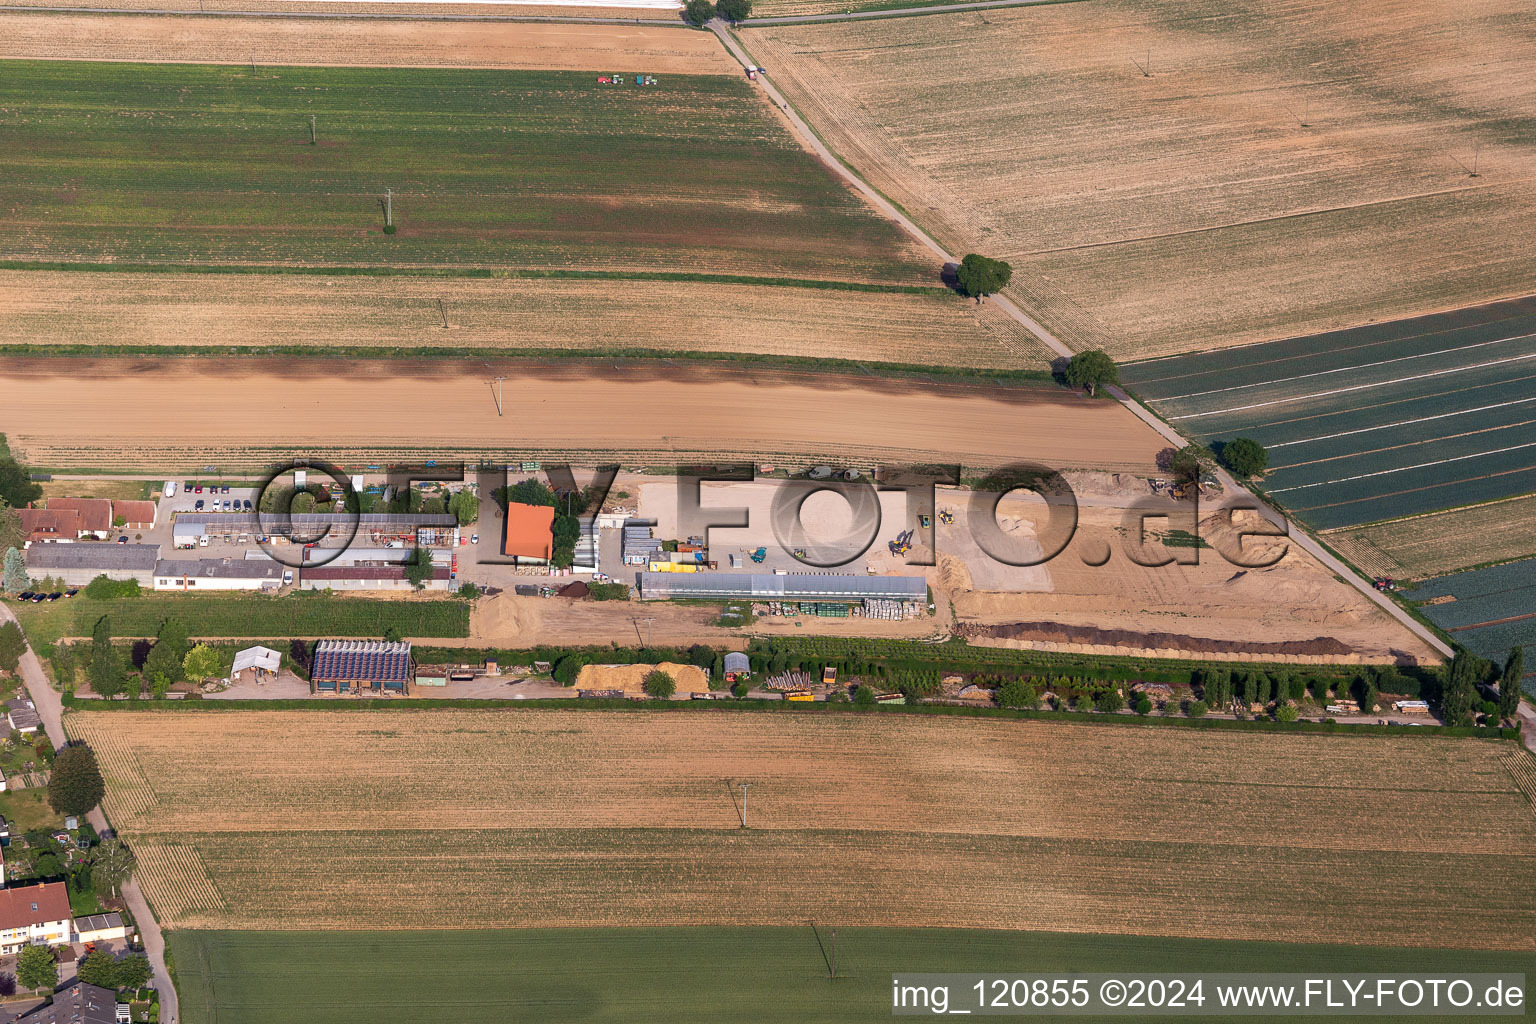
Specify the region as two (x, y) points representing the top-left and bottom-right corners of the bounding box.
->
(995, 678), (1037, 710)
(1063, 350), (1119, 396)
(447, 490), (480, 526)
(182, 644), (223, 683)
(1219, 437), (1269, 477)
(1354, 674), (1378, 715)
(1441, 651), (1479, 726)
(141, 618), (189, 697)
(0, 501), (24, 556)
(15, 945), (55, 992)
(1498, 647), (1524, 721)
(402, 546), (436, 590)
(77, 950), (119, 988)
(853, 684), (878, 707)
(955, 254), (1013, 299)
(0, 621), (25, 673)
(1187, 699), (1209, 718)
(642, 669), (676, 699)
(715, 0), (751, 19)
(114, 954), (151, 991)
(1094, 688), (1125, 713)
(682, 0), (715, 24)
(48, 743), (105, 817)
(32, 852), (62, 878)
(1134, 696), (1153, 716)
(91, 838), (135, 901)
(2, 546), (28, 594)
(1168, 443), (1216, 484)
(731, 679), (750, 698)
(1275, 703), (1299, 723)
(0, 454), (42, 510)
(87, 615), (124, 698)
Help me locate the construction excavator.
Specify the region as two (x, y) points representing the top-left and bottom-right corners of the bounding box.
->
(888, 529), (914, 556)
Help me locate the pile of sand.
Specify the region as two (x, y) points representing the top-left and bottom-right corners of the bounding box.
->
(574, 662), (708, 694)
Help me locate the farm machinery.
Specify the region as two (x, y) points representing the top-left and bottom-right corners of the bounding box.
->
(749, 547), (767, 563)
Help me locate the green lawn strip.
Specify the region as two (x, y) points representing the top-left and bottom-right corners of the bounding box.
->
(167, 927), (1536, 1024)
(5, 593), (468, 646)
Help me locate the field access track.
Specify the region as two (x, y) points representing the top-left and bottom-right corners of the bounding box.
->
(1123, 295), (1536, 531)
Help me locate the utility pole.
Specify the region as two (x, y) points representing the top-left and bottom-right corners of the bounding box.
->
(385, 188), (393, 229)
(310, 115), (317, 145)
(830, 928), (837, 980)
(1471, 144), (1481, 178)
(739, 781), (750, 828)
(438, 298), (449, 329)
(487, 375), (506, 415)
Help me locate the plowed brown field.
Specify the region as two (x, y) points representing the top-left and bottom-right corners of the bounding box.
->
(0, 271), (1047, 368)
(0, 13), (725, 73)
(69, 710), (1536, 948)
(747, 0), (1536, 357)
(0, 358), (1161, 470)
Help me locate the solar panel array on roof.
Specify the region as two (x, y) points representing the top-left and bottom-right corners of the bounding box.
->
(638, 572), (926, 601)
(311, 640), (414, 683)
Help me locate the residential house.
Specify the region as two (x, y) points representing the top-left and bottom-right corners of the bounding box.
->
(16, 509), (82, 547)
(0, 882), (72, 955)
(112, 500), (157, 530)
(11, 982), (118, 1024)
(43, 499), (112, 540)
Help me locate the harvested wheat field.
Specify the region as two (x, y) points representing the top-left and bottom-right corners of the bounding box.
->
(0, 358), (1162, 471)
(747, 0), (1536, 357)
(0, 0), (668, 16)
(0, 13), (727, 73)
(68, 710), (1536, 948)
(0, 271), (1046, 369)
(1323, 495), (1536, 581)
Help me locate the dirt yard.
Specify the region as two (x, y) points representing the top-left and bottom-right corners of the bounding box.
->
(0, 358), (1164, 471)
(747, 0), (1536, 358)
(0, 13), (726, 72)
(620, 476), (1441, 664)
(69, 709), (1536, 949)
(0, 271), (1048, 369)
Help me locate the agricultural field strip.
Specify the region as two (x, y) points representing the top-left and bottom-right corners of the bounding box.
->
(0, 61), (933, 283)
(0, 14), (736, 75)
(1322, 493), (1536, 581)
(68, 711), (1536, 949)
(1411, 559), (1536, 676)
(1122, 301), (1536, 529)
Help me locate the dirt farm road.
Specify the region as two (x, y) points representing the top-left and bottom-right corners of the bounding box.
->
(0, 602), (179, 1024)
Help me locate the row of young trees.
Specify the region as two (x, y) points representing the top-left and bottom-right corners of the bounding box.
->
(74, 615), (224, 698)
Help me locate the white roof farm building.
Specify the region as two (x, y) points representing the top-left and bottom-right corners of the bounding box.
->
(153, 558), (283, 591)
(638, 572), (927, 604)
(231, 645), (282, 683)
(24, 543), (158, 586)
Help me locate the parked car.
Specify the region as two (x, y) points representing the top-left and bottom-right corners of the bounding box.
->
(282, 570), (294, 585)
(17, 592), (33, 601)
(184, 480), (194, 491)
(64, 588), (79, 598)
(471, 534), (479, 544)
(29, 593), (45, 602)
(46, 593), (61, 602)
(195, 485), (203, 494)
(221, 485), (231, 494)
(117, 536), (128, 544)
(194, 500), (205, 510)
(243, 499), (253, 510)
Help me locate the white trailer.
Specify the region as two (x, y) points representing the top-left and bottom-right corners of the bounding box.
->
(164, 480), (177, 498)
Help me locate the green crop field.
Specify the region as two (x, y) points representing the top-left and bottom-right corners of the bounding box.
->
(170, 928), (1536, 1024)
(3, 592), (468, 644)
(0, 61), (930, 284)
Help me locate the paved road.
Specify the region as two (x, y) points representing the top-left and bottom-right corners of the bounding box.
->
(713, 19), (1455, 662)
(0, 602), (179, 1024)
(745, 0), (1070, 25)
